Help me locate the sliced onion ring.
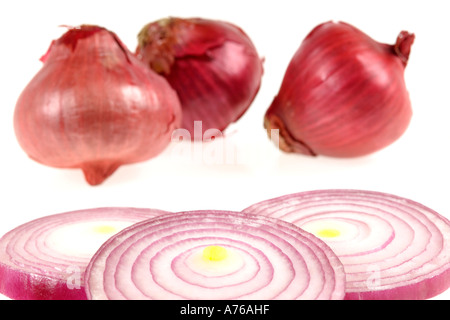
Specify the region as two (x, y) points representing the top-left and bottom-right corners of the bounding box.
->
(85, 210), (346, 300)
(0, 207), (169, 300)
(242, 189), (450, 300)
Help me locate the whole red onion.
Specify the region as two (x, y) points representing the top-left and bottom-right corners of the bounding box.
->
(264, 21), (415, 157)
(136, 17), (263, 139)
(14, 25), (182, 185)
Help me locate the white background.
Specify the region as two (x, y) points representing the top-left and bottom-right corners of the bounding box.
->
(0, 0), (449, 300)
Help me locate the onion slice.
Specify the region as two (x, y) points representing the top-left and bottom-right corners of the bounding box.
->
(242, 190), (450, 300)
(0, 207), (169, 300)
(85, 210), (345, 300)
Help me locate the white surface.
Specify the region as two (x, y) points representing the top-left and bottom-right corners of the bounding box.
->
(0, 0), (449, 300)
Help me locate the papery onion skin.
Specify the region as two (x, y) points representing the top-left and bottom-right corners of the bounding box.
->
(264, 21), (414, 157)
(242, 189), (450, 300)
(85, 210), (345, 300)
(14, 25), (182, 185)
(0, 207), (169, 300)
(136, 17), (263, 139)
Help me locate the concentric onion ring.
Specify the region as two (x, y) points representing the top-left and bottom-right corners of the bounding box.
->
(242, 189), (450, 300)
(85, 210), (346, 300)
(0, 207), (169, 300)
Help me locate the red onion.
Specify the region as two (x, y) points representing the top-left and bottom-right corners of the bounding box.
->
(136, 17), (263, 139)
(243, 189), (450, 300)
(264, 21), (415, 157)
(85, 210), (345, 300)
(14, 25), (182, 185)
(0, 207), (169, 300)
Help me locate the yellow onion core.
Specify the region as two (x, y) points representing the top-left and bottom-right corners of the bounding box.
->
(202, 245), (228, 262)
(92, 225), (117, 234)
(317, 228), (341, 238)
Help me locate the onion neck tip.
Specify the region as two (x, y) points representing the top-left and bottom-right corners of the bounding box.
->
(394, 31), (415, 66)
